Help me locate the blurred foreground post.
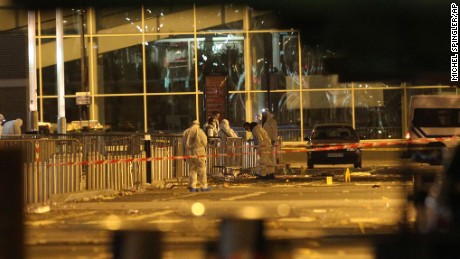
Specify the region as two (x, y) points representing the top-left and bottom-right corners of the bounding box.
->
(218, 218), (267, 259)
(0, 146), (24, 259)
(112, 230), (162, 259)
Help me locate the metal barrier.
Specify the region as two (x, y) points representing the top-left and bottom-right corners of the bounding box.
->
(207, 138), (225, 176)
(0, 135), (144, 205)
(273, 138), (283, 168)
(0, 138), (81, 204)
(206, 137), (259, 176)
(1, 133), (275, 205)
(242, 140), (257, 170)
(48, 134), (146, 194)
(148, 134), (184, 182)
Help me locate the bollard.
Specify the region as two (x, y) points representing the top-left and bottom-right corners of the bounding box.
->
(112, 230), (162, 259)
(218, 218), (267, 259)
(344, 168), (351, 182)
(57, 116), (66, 134)
(326, 176), (333, 185)
(29, 110), (39, 132)
(144, 136), (152, 184)
(0, 146), (24, 259)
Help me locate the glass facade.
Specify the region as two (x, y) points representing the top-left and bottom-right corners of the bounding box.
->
(1, 4), (453, 142)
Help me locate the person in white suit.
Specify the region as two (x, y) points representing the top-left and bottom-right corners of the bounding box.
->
(244, 122), (275, 179)
(1, 118), (23, 136)
(183, 120), (210, 192)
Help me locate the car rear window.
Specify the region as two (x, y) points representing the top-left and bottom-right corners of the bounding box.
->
(312, 126), (357, 140)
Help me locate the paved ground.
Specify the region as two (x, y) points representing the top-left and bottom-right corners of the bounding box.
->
(23, 162), (436, 259)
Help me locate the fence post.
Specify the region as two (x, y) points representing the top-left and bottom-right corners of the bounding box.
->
(144, 135), (152, 184)
(176, 139), (185, 179)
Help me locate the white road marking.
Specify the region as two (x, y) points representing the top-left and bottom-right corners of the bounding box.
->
(278, 217), (316, 223)
(349, 218), (380, 223)
(25, 211), (98, 226)
(26, 220), (57, 226)
(147, 219), (185, 224)
(80, 210), (176, 225)
(127, 210), (175, 220)
(220, 191), (266, 201)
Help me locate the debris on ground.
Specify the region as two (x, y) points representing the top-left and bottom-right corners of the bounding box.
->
(27, 204), (51, 214)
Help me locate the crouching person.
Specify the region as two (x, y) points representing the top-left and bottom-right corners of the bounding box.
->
(183, 120), (211, 192)
(244, 122), (275, 179)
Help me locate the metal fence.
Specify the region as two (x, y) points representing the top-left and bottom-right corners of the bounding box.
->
(148, 134), (183, 182)
(1, 133), (281, 205)
(206, 137), (283, 176)
(207, 137), (253, 176)
(0, 138), (83, 204)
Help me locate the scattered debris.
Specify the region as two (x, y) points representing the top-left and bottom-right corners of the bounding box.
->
(164, 183), (177, 189)
(28, 204), (51, 214)
(350, 172), (372, 176)
(119, 191), (134, 196)
(100, 195), (116, 200)
(127, 209), (139, 215)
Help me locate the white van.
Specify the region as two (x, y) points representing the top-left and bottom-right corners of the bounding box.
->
(407, 95), (460, 165)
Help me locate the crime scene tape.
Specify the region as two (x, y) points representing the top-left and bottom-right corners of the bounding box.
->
(46, 136), (459, 167)
(34, 142), (40, 163)
(46, 151), (254, 167)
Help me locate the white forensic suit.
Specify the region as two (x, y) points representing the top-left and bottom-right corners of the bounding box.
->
(183, 120), (209, 190)
(218, 119), (238, 138)
(1, 118), (23, 135)
(218, 119), (239, 167)
(251, 123), (275, 176)
(262, 111), (279, 168)
(262, 111), (278, 145)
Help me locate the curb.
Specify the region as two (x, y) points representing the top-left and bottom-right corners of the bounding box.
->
(49, 189), (118, 204)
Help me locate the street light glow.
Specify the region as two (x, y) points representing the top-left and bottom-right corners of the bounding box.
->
(191, 202), (206, 216)
(104, 215), (122, 230)
(277, 203), (291, 217)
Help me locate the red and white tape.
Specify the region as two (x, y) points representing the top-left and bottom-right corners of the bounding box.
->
(46, 136), (459, 167)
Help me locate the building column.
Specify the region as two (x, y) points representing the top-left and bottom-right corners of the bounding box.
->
(28, 10), (38, 132)
(56, 8), (66, 133)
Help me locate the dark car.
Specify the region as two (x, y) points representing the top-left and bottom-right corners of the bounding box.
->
(306, 124), (362, 169)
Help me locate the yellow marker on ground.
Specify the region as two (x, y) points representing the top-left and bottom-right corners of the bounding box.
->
(344, 168), (351, 182)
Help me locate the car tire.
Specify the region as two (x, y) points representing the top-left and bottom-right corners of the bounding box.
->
(307, 154), (314, 169)
(307, 160), (314, 169)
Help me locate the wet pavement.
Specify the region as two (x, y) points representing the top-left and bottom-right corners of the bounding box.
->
(23, 164), (435, 259)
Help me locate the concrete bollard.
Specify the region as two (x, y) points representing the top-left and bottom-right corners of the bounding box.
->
(112, 230), (162, 259)
(218, 218), (267, 259)
(143, 136), (152, 184)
